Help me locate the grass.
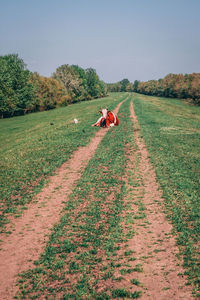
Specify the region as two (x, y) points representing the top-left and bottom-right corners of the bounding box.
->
(130, 278), (141, 286)
(112, 288), (141, 298)
(4, 91), (198, 297)
(16, 94), (142, 299)
(133, 93), (200, 295)
(0, 93), (126, 231)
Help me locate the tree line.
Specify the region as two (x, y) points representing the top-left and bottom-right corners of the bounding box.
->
(133, 73), (200, 105)
(107, 78), (133, 92)
(1, 54), (199, 118)
(107, 73), (200, 105)
(0, 54), (107, 118)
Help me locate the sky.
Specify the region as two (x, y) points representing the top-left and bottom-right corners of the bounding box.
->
(0, 0), (200, 83)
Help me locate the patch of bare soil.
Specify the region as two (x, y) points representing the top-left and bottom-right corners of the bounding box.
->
(0, 99), (126, 300)
(112, 102), (194, 299)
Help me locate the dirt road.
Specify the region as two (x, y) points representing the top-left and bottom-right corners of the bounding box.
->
(0, 96), (193, 299)
(113, 101), (193, 299)
(0, 99), (126, 299)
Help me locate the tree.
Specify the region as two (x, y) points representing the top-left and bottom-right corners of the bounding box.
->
(52, 64), (82, 102)
(0, 54), (36, 117)
(99, 80), (107, 97)
(135, 73), (200, 105)
(133, 80), (140, 92)
(71, 65), (88, 100)
(107, 82), (122, 92)
(126, 82), (133, 92)
(85, 68), (101, 99)
(120, 78), (130, 92)
(30, 73), (69, 110)
(0, 56), (109, 118)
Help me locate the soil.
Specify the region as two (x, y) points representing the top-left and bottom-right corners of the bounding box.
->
(0, 97), (194, 299)
(115, 101), (193, 299)
(0, 100), (125, 300)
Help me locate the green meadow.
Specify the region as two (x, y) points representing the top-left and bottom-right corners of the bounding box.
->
(17, 95), (142, 299)
(0, 93), (127, 231)
(0, 92), (200, 297)
(133, 93), (200, 294)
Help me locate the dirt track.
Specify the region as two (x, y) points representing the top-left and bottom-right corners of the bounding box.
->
(0, 97), (194, 299)
(0, 100), (125, 299)
(119, 102), (193, 299)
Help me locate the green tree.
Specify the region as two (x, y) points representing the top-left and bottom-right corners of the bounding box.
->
(71, 65), (88, 100)
(85, 68), (101, 99)
(30, 72), (68, 110)
(53, 64), (107, 102)
(120, 78), (130, 92)
(136, 73), (200, 105)
(99, 80), (107, 97)
(133, 80), (140, 92)
(107, 82), (122, 92)
(52, 64), (82, 102)
(0, 54), (36, 117)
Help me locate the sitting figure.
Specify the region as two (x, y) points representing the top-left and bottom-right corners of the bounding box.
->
(91, 108), (119, 127)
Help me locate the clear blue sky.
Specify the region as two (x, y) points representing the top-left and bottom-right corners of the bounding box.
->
(0, 0), (200, 82)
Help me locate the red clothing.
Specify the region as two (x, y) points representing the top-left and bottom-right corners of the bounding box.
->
(106, 111), (119, 127)
(93, 110), (119, 127)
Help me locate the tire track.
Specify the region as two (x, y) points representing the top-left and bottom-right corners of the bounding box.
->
(120, 100), (193, 299)
(0, 97), (128, 300)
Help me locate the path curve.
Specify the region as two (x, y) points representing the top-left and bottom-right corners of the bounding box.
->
(0, 97), (127, 300)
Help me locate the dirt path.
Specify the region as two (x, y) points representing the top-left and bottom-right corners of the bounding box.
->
(115, 101), (193, 299)
(0, 99), (127, 300)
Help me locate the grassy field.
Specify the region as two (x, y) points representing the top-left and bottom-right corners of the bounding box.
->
(1, 92), (200, 297)
(0, 93), (127, 231)
(133, 93), (200, 295)
(16, 95), (144, 299)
